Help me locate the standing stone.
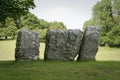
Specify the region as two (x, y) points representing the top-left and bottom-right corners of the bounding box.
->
(44, 29), (83, 61)
(15, 29), (40, 61)
(77, 26), (101, 61)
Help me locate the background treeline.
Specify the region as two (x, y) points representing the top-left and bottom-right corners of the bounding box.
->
(0, 0), (120, 47)
(83, 0), (120, 47)
(0, 12), (66, 42)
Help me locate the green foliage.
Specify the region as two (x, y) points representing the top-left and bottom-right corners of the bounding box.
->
(108, 25), (120, 46)
(49, 21), (66, 29)
(0, 0), (66, 41)
(83, 20), (95, 30)
(21, 12), (40, 30)
(0, 0), (35, 22)
(39, 29), (47, 42)
(0, 18), (17, 39)
(0, 0), (35, 39)
(0, 12), (66, 41)
(19, 13), (66, 42)
(83, 0), (120, 47)
(39, 19), (49, 29)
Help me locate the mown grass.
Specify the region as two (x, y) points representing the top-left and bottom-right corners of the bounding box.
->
(96, 46), (120, 61)
(0, 40), (45, 60)
(0, 60), (120, 80)
(0, 40), (16, 60)
(0, 40), (120, 61)
(0, 40), (120, 80)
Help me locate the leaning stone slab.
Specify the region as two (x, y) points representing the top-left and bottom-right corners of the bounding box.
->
(77, 26), (101, 61)
(15, 29), (40, 61)
(44, 29), (83, 61)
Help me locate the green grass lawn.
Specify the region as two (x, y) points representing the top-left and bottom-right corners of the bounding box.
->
(0, 40), (45, 61)
(0, 40), (120, 61)
(0, 60), (120, 80)
(96, 46), (120, 61)
(0, 40), (16, 60)
(0, 40), (120, 80)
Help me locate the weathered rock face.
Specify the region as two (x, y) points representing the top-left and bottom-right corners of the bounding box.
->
(15, 30), (40, 61)
(77, 26), (101, 61)
(44, 29), (83, 61)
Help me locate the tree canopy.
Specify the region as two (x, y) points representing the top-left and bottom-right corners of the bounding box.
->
(0, 12), (66, 41)
(0, 0), (66, 41)
(83, 0), (120, 47)
(0, 0), (35, 23)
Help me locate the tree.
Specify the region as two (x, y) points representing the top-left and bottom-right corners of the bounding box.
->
(49, 21), (66, 29)
(18, 12), (66, 42)
(83, 20), (95, 30)
(21, 12), (40, 30)
(0, 0), (36, 39)
(83, 0), (120, 47)
(0, 18), (17, 39)
(0, 0), (35, 23)
(39, 19), (49, 29)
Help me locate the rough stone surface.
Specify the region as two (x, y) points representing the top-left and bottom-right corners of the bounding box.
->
(44, 29), (83, 61)
(77, 26), (101, 61)
(15, 29), (40, 61)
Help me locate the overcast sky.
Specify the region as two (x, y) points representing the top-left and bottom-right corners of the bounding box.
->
(30, 0), (100, 30)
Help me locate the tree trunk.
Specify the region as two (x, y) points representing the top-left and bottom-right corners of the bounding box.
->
(5, 36), (7, 40)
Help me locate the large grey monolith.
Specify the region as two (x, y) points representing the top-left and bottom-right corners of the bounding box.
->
(15, 29), (40, 61)
(77, 26), (101, 61)
(44, 29), (83, 61)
